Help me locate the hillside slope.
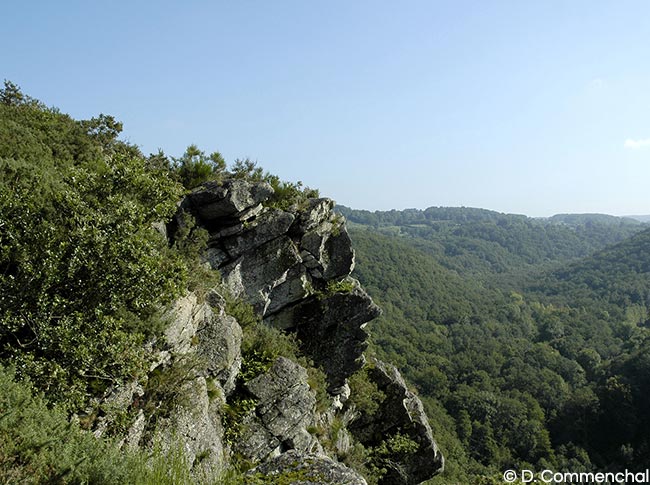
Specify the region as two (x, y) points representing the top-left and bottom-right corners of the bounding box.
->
(533, 227), (650, 309)
(339, 206), (645, 280)
(347, 211), (650, 480)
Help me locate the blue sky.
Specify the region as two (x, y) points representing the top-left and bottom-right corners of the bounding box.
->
(4, 1), (650, 216)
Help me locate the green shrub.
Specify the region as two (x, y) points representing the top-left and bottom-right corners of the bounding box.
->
(172, 210), (221, 295)
(141, 355), (205, 432)
(229, 158), (319, 210)
(173, 144), (226, 190)
(0, 85), (188, 411)
(0, 364), (209, 484)
(326, 278), (356, 295)
(347, 367), (386, 418)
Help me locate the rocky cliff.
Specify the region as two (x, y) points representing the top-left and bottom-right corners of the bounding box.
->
(97, 178), (443, 484)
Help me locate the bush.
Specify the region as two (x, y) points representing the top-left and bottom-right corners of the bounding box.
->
(0, 364), (211, 484)
(0, 85), (187, 411)
(229, 158), (319, 210)
(347, 367), (386, 418)
(173, 144), (226, 190)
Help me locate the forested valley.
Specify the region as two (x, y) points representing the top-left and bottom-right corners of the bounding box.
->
(338, 205), (650, 482)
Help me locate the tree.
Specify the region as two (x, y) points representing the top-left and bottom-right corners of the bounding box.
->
(0, 89), (186, 410)
(173, 144), (226, 189)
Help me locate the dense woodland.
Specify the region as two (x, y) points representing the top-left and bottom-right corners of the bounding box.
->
(339, 205), (650, 482)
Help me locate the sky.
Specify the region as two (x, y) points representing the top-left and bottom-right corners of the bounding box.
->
(3, 1), (650, 217)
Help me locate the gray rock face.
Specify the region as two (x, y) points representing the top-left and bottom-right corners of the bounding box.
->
(219, 209), (295, 260)
(183, 179), (273, 223)
(291, 198), (335, 233)
(301, 224), (355, 280)
(265, 284), (381, 389)
(221, 235), (302, 312)
(163, 291), (242, 396)
(196, 310), (242, 396)
(349, 359), (444, 485)
(236, 357), (318, 462)
(246, 450), (367, 485)
(163, 292), (211, 356)
(153, 376), (225, 476)
(137, 291), (235, 474)
(165, 177), (443, 483)
(265, 264), (311, 315)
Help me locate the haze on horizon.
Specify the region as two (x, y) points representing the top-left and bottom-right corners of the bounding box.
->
(3, 1), (650, 218)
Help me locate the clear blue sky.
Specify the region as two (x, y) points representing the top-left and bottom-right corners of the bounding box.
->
(4, 1), (650, 216)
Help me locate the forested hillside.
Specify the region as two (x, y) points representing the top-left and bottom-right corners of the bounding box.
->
(533, 228), (650, 309)
(345, 207), (650, 482)
(339, 205), (645, 279)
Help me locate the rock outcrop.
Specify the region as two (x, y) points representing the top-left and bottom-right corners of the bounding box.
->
(99, 176), (444, 484)
(235, 357), (319, 462)
(178, 180), (379, 391)
(349, 359), (445, 485)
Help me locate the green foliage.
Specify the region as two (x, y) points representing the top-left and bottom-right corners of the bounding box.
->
(239, 349), (275, 382)
(374, 431), (420, 457)
(226, 291), (303, 367)
(141, 355), (205, 432)
(265, 176), (319, 211)
(312, 278), (358, 300)
(80, 113), (125, 154)
(347, 367), (386, 418)
(173, 144), (226, 189)
(326, 278), (356, 295)
(230, 158), (265, 181)
(339, 205), (646, 279)
(0, 364), (222, 484)
(347, 209), (650, 480)
(1, 80), (28, 106)
(307, 365), (331, 413)
(0, 83), (187, 411)
(230, 158), (319, 210)
(222, 393), (259, 449)
(172, 210), (220, 294)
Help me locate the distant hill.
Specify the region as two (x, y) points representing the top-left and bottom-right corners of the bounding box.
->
(627, 215), (650, 223)
(347, 207), (650, 477)
(547, 213), (642, 226)
(532, 227), (650, 309)
(338, 205), (647, 279)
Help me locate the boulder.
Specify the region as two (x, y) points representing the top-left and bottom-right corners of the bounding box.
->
(153, 376), (225, 476)
(196, 310), (242, 396)
(300, 223), (355, 280)
(221, 236), (302, 312)
(183, 179), (273, 223)
(236, 357), (318, 462)
(291, 198), (336, 233)
(163, 292), (211, 356)
(203, 246), (230, 269)
(265, 264), (312, 316)
(246, 450), (367, 485)
(162, 291), (242, 395)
